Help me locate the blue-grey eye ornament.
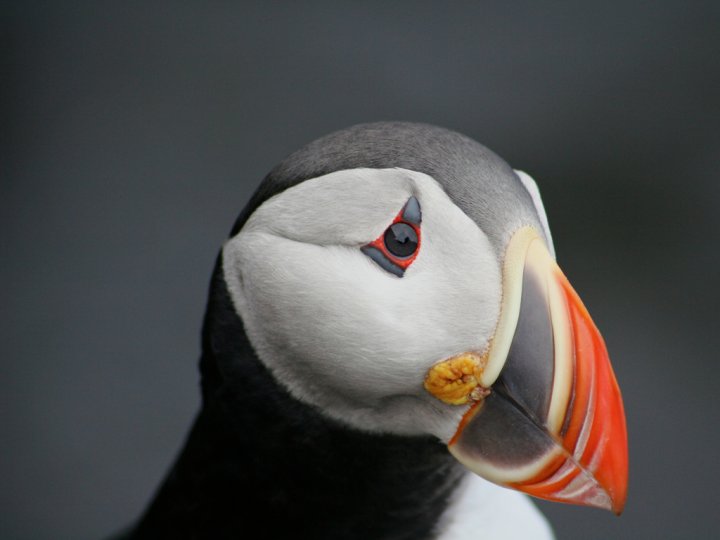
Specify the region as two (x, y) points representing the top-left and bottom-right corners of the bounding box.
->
(361, 196), (421, 277)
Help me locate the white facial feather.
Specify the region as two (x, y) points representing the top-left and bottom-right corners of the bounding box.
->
(223, 168), (502, 440)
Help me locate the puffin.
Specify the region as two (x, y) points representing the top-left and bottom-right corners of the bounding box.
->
(118, 122), (628, 539)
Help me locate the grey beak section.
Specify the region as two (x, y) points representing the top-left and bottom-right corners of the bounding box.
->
(451, 263), (557, 471)
(495, 263), (555, 425)
(454, 391), (555, 467)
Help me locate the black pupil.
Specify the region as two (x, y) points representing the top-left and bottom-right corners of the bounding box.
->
(383, 222), (418, 258)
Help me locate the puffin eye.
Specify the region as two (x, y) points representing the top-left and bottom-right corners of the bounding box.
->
(361, 196), (422, 277)
(383, 223), (418, 258)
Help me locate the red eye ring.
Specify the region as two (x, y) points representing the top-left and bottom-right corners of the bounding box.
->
(361, 197), (422, 277)
(366, 215), (421, 271)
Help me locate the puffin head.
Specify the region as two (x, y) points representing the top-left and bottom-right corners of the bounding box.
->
(220, 122), (628, 514)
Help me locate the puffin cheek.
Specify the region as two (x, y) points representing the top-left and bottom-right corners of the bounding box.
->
(270, 254), (419, 400)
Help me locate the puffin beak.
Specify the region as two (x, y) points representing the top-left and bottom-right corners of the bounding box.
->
(425, 227), (628, 513)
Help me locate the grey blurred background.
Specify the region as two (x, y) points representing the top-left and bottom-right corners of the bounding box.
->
(2, 2), (719, 538)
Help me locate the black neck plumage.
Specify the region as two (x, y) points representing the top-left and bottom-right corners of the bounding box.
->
(126, 258), (464, 540)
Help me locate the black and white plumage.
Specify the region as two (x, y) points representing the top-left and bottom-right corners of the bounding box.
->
(118, 122), (627, 539)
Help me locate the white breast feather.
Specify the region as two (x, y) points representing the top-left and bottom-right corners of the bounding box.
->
(436, 474), (555, 540)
